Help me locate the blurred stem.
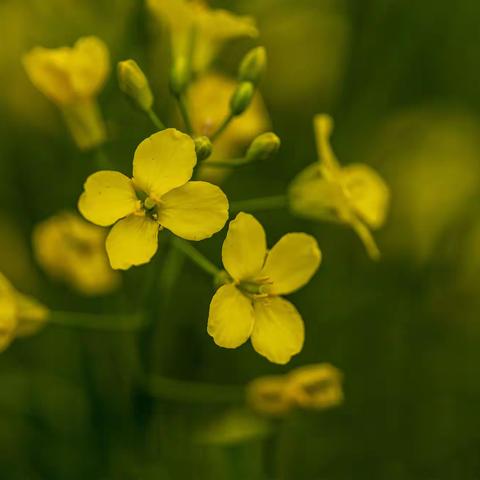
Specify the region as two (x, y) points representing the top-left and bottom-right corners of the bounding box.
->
(230, 195), (288, 214)
(93, 145), (112, 170)
(48, 311), (145, 331)
(147, 109), (166, 131)
(144, 374), (244, 403)
(210, 113), (234, 141)
(176, 94), (193, 135)
(171, 237), (220, 277)
(204, 158), (249, 168)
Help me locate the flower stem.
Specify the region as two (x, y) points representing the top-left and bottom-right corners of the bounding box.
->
(210, 113), (234, 141)
(203, 158), (249, 168)
(144, 373), (244, 403)
(48, 311), (145, 331)
(229, 195), (288, 214)
(176, 94), (193, 135)
(147, 109), (166, 131)
(171, 237), (220, 277)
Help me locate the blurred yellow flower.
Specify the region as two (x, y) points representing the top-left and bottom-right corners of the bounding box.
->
(247, 363), (343, 416)
(189, 73), (270, 182)
(33, 212), (120, 296)
(289, 114), (390, 259)
(148, 0), (258, 73)
(23, 36), (110, 149)
(78, 128), (229, 270)
(208, 212), (321, 364)
(0, 273), (48, 353)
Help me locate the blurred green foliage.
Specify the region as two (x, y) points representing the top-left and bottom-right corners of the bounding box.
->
(2, 0), (480, 478)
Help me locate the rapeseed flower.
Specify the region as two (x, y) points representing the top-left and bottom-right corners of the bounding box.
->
(208, 212), (321, 364)
(33, 212), (120, 296)
(289, 114), (389, 259)
(78, 128), (229, 270)
(0, 273), (48, 353)
(23, 36), (109, 149)
(148, 0), (258, 73)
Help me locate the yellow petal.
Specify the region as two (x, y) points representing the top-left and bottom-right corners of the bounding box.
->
(313, 114), (340, 175)
(0, 274), (17, 352)
(251, 297), (304, 365)
(340, 163), (390, 229)
(222, 212), (266, 282)
(351, 218), (380, 261)
(70, 36), (110, 99)
(106, 215), (159, 270)
(14, 292), (49, 337)
(207, 284), (254, 348)
(157, 181), (228, 240)
(260, 233), (321, 295)
(132, 128), (196, 198)
(78, 171), (140, 227)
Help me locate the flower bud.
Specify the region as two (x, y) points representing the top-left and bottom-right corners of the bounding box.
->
(169, 57), (190, 97)
(194, 136), (213, 162)
(230, 81), (255, 116)
(117, 59), (154, 112)
(246, 132), (281, 163)
(238, 46), (266, 85)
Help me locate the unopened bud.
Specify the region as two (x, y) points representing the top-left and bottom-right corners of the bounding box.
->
(239, 46), (266, 85)
(117, 59), (154, 112)
(230, 81), (254, 116)
(169, 57), (190, 97)
(194, 136), (213, 162)
(246, 132), (281, 162)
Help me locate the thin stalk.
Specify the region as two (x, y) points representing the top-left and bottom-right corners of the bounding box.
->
(171, 237), (220, 277)
(210, 113), (235, 141)
(48, 311), (145, 331)
(176, 94), (193, 135)
(229, 195), (288, 214)
(203, 158), (249, 168)
(147, 109), (166, 131)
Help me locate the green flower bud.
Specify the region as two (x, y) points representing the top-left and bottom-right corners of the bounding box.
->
(194, 136), (213, 162)
(246, 132), (281, 162)
(230, 81), (255, 116)
(169, 57), (190, 97)
(238, 46), (267, 85)
(117, 59), (154, 112)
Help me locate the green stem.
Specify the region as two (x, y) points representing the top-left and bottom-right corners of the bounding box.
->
(204, 158), (249, 168)
(48, 311), (145, 331)
(144, 374), (244, 403)
(94, 146), (112, 170)
(147, 109), (166, 131)
(210, 113), (235, 141)
(229, 195), (288, 214)
(171, 237), (220, 277)
(176, 94), (193, 135)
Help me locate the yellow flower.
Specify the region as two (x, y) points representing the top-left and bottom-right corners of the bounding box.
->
(0, 273), (48, 353)
(148, 0), (258, 73)
(23, 36), (110, 149)
(289, 114), (390, 259)
(33, 212), (120, 296)
(78, 128), (229, 270)
(285, 363), (343, 410)
(208, 212), (321, 364)
(246, 374), (294, 416)
(188, 73), (270, 183)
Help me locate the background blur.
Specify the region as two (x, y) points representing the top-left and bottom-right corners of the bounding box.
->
(2, 0), (480, 478)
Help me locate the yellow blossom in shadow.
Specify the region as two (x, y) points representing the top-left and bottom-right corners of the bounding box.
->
(23, 36), (110, 149)
(78, 128), (229, 270)
(247, 363), (343, 416)
(147, 0), (258, 73)
(208, 212), (321, 364)
(33, 212), (120, 296)
(0, 273), (48, 353)
(188, 72), (270, 183)
(289, 114), (390, 259)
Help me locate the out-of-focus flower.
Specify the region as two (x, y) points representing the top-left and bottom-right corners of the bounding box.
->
(78, 128), (228, 270)
(247, 363), (343, 416)
(373, 109), (480, 263)
(33, 212), (120, 296)
(23, 36), (110, 149)
(147, 0), (258, 73)
(117, 59), (154, 113)
(208, 212), (321, 364)
(0, 273), (48, 353)
(189, 73), (270, 182)
(289, 115), (390, 259)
